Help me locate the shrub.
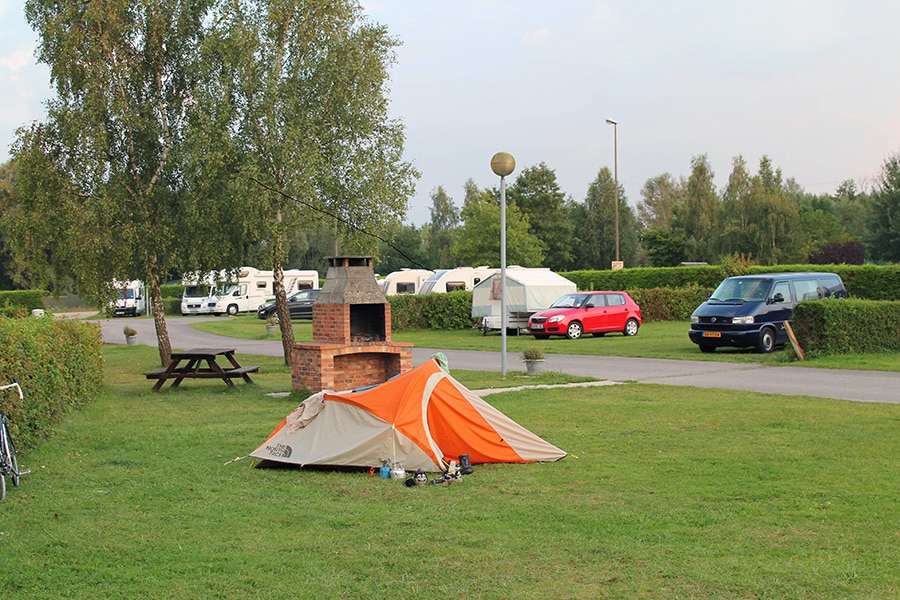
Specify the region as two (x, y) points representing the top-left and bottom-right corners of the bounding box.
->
(0, 317), (103, 449)
(389, 291), (477, 330)
(627, 286), (710, 322)
(792, 298), (900, 355)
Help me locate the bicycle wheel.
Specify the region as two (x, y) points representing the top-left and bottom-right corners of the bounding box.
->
(2, 422), (19, 487)
(0, 422), (19, 486)
(1, 470), (6, 501)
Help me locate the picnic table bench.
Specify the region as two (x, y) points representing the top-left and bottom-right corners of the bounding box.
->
(145, 348), (259, 391)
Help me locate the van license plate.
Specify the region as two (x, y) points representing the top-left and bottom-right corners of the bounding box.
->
(703, 331), (722, 338)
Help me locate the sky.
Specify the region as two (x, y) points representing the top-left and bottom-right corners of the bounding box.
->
(2, 1), (899, 226)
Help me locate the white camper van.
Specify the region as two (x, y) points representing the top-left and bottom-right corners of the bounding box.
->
(380, 269), (434, 295)
(207, 267), (319, 316)
(112, 280), (146, 317)
(418, 266), (497, 294)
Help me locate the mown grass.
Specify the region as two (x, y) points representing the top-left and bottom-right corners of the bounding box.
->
(1, 345), (898, 599)
(194, 315), (900, 372)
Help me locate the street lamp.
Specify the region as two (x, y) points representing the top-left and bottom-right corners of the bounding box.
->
(491, 151), (516, 378)
(605, 118), (620, 266)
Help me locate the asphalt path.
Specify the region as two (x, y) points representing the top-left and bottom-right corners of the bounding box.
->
(97, 316), (900, 404)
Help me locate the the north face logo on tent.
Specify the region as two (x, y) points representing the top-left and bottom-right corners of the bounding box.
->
(264, 443), (292, 459)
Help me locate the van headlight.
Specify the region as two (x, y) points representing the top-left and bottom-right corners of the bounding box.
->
(690, 315), (699, 324)
(733, 316), (755, 324)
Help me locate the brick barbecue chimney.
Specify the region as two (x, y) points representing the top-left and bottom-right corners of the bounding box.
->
(291, 256), (412, 393)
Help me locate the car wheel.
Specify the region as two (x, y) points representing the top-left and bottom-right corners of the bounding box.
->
(226, 304), (239, 316)
(757, 327), (776, 353)
(699, 344), (716, 353)
(566, 322), (583, 340)
(623, 318), (639, 337)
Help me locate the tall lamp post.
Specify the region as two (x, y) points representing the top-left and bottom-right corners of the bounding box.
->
(605, 118), (620, 265)
(491, 151), (516, 378)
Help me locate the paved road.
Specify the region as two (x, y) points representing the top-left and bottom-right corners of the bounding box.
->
(97, 316), (900, 404)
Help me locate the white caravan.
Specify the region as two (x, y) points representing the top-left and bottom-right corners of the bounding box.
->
(471, 268), (577, 334)
(112, 280), (147, 317)
(417, 266), (497, 294)
(207, 267), (319, 316)
(380, 269), (434, 295)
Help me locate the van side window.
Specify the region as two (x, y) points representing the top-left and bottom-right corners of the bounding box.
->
(793, 279), (819, 301)
(772, 281), (792, 303)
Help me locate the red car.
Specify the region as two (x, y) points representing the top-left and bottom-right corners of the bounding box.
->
(528, 291), (642, 340)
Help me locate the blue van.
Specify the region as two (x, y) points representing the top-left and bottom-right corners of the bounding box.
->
(688, 272), (847, 353)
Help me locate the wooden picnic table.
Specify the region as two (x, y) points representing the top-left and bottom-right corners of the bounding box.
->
(145, 348), (259, 392)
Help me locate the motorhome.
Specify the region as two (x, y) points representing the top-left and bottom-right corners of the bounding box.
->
(380, 269), (434, 295)
(112, 280), (146, 317)
(181, 267), (319, 316)
(207, 267), (319, 316)
(417, 266), (497, 295)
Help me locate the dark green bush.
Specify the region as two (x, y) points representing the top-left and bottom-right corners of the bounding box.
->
(389, 291), (477, 330)
(0, 290), (46, 315)
(792, 299), (900, 355)
(0, 317), (103, 449)
(161, 284), (184, 298)
(628, 286), (710, 322)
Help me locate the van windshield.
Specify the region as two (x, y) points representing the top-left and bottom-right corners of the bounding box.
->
(709, 278), (769, 303)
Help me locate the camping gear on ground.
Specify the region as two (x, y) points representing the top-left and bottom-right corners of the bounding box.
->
(250, 358), (566, 472)
(431, 460), (462, 485)
(459, 453), (474, 475)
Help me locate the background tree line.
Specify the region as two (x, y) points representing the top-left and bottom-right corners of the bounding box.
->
(373, 152), (900, 275)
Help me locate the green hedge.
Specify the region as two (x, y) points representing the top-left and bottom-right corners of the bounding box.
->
(0, 317), (104, 449)
(161, 284), (184, 298)
(389, 291), (476, 330)
(560, 264), (900, 301)
(792, 299), (900, 355)
(0, 290), (46, 317)
(627, 286), (711, 322)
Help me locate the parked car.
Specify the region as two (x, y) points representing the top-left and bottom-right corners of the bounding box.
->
(256, 289), (321, 321)
(688, 272), (847, 353)
(528, 291), (642, 340)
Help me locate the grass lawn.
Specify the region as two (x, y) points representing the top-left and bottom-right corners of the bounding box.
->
(193, 315), (900, 372)
(1, 345), (898, 599)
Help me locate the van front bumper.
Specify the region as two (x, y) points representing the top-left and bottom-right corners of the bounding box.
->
(688, 327), (761, 349)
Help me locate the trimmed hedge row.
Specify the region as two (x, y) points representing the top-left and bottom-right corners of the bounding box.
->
(793, 299), (900, 355)
(0, 290), (46, 317)
(627, 286), (711, 322)
(561, 264), (900, 301)
(0, 316), (104, 449)
(389, 291), (476, 330)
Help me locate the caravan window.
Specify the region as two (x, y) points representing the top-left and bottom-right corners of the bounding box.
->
(446, 281), (466, 292)
(396, 282), (416, 294)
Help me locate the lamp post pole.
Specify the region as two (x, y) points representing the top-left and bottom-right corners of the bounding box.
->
(491, 152), (516, 378)
(605, 118), (620, 264)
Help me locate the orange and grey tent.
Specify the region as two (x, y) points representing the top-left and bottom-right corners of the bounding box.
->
(250, 358), (566, 471)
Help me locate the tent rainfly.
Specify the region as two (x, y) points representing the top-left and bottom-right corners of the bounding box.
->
(251, 358), (566, 471)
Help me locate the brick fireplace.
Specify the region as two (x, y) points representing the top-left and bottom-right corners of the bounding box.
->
(291, 256), (413, 393)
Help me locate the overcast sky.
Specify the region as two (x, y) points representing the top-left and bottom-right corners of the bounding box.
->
(2, 1), (899, 226)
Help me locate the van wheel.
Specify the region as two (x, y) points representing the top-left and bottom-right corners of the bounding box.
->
(566, 322), (583, 340)
(623, 318), (639, 337)
(699, 344), (716, 353)
(757, 327), (776, 353)
(227, 304), (239, 316)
